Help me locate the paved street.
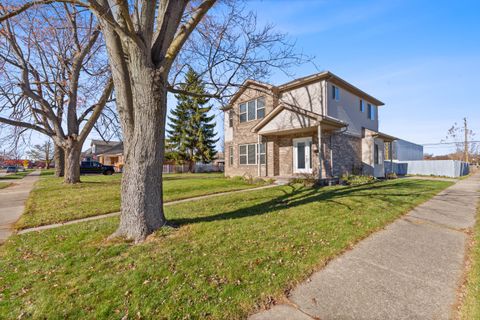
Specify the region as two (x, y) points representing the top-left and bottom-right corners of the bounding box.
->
(251, 174), (480, 320)
(0, 171), (40, 244)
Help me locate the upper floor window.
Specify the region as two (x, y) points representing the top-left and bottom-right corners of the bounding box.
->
(332, 85), (340, 101)
(239, 97), (266, 123)
(368, 104), (376, 120)
(360, 99), (365, 112)
(228, 110), (234, 127)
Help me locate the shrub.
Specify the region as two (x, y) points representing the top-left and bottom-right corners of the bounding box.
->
(341, 174), (375, 186)
(386, 172), (398, 179)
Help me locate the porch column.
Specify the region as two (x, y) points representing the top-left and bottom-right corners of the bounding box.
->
(389, 141), (393, 174)
(257, 134), (261, 177)
(318, 125), (323, 179)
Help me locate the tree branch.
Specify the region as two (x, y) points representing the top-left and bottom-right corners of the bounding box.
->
(0, 116), (50, 136)
(0, 0), (88, 22)
(162, 0), (216, 72)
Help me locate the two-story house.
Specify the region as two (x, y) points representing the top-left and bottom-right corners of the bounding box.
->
(223, 71), (396, 180)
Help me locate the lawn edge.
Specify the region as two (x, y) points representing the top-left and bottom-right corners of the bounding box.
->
(0, 182), (12, 189)
(14, 183), (277, 231)
(455, 200), (480, 320)
(247, 179), (455, 317)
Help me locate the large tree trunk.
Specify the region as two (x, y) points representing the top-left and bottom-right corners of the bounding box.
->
(54, 145), (65, 177)
(64, 140), (81, 184)
(111, 70), (167, 242)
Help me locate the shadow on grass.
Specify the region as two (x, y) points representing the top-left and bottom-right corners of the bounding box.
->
(170, 180), (441, 226)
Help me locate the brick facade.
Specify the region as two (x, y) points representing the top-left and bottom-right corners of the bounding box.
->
(224, 73), (389, 179)
(224, 85), (277, 178)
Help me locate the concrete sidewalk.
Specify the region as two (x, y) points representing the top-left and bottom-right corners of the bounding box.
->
(0, 171), (40, 244)
(250, 174), (480, 320)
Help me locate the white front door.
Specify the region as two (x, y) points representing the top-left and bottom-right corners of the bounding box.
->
(293, 137), (313, 174)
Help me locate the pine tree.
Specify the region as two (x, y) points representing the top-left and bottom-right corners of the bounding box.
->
(167, 68), (218, 172)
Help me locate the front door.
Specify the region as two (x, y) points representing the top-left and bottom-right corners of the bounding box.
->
(293, 137), (313, 174)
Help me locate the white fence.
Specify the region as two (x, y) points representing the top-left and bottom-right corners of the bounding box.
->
(385, 160), (469, 178)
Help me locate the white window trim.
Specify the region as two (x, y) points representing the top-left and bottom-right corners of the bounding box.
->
(258, 143), (266, 165)
(239, 143), (257, 165)
(239, 97), (265, 123)
(293, 137), (313, 174)
(229, 146), (234, 166)
(239, 104), (247, 123)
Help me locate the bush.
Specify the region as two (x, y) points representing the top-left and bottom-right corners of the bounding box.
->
(289, 173), (317, 187)
(386, 172), (398, 179)
(341, 174), (375, 186)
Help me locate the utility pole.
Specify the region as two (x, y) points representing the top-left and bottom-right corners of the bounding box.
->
(464, 117), (469, 163)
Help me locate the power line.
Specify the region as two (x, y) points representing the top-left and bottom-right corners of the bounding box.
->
(421, 141), (480, 146)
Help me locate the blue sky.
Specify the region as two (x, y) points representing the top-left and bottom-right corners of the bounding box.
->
(236, 0), (480, 155)
(13, 0), (479, 156)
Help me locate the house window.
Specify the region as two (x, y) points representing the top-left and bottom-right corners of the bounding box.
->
(258, 143), (266, 164)
(228, 111), (234, 127)
(332, 85), (340, 101)
(247, 144), (256, 164)
(239, 103), (247, 123)
(239, 145), (247, 164)
(368, 104), (376, 120)
(239, 97), (266, 123)
(239, 143), (258, 165)
(257, 97), (265, 119)
(247, 100), (256, 121)
(360, 99), (365, 112)
(229, 146), (234, 166)
(374, 144), (379, 165)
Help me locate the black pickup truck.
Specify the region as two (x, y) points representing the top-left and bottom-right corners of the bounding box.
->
(80, 161), (115, 175)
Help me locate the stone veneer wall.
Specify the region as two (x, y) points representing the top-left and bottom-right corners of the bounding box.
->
(323, 133), (362, 177)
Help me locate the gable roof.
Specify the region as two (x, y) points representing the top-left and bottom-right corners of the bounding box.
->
(222, 79), (277, 110)
(251, 104), (347, 133)
(223, 71), (384, 111)
(99, 142), (124, 155)
(278, 71), (384, 106)
(90, 140), (122, 155)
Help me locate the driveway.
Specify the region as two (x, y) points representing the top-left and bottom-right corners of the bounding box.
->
(0, 171), (40, 244)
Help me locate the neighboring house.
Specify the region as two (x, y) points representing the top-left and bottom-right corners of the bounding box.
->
(82, 140), (124, 171)
(212, 152), (225, 166)
(223, 71), (397, 179)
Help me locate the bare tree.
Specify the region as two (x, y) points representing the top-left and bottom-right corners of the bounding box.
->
(26, 139), (53, 168)
(0, 3), (114, 183)
(1, 1), (306, 242)
(443, 117), (477, 162)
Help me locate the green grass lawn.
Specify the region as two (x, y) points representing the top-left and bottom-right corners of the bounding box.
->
(0, 170), (32, 180)
(15, 173), (264, 230)
(0, 179), (452, 319)
(0, 182), (11, 189)
(459, 207), (480, 320)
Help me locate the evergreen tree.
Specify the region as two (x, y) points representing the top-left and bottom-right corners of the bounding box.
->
(167, 68), (218, 172)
